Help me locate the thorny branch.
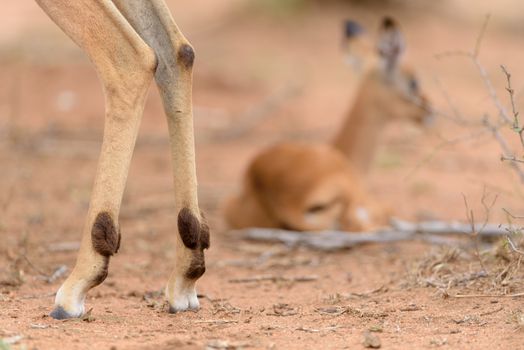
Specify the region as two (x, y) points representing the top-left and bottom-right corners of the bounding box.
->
(433, 77), (474, 126)
(506, 235), (524, 256)
(500, 64), (524, 168)
(430, 15), (524, 183)
(404, 129), (489, 181)
(482, 115), (524, 183)
(473, 14), (490, 58)
(501, 207), (524, 256)
(501, 65), (522, 140)
(462, 189), (498, 274)
(501, 156), (524, 164)
(503, 208), (524, 220)
(435, 15), (512, 125)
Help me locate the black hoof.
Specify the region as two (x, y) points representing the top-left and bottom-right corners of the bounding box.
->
(50, 306), (76, 320)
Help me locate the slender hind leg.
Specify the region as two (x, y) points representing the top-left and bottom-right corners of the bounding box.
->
(35, 0), (156, 319)
(112, 0), (209, 312)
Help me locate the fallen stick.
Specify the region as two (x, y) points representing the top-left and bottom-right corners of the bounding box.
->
(241, 228), (413, 250)
(389, 218), (511, 237)
(228, 275), (318, 284)
(240, 219), (515, 251)
(479, 306), (504, 316)
(19, 292), (56, 300)
(193, 319), (238, 325)
(296, 326), (340, 333)
(452, 292), (524, 299)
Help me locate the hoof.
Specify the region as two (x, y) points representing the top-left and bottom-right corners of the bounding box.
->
(50, 306), (79, 320)
(168, 290), (200, 314)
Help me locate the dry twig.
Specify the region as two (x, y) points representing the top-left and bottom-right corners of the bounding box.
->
(296, 326), (340, 333)
(452, 292), (524, 298)
(429, 15), (524, 183)
(501, 65), (523, 146)
(503, 208), (524, 220)
(479, 306), (504, 316)
(193, 320), (238, 325)
(228, 275), (318, 284)
(506, 236), (524, 256)
(462, 190), (497, 273)
(212, 85), (300, 141)
(240, 219), (510, 251)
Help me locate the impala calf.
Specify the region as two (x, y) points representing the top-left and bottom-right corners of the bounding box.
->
(226, 17), (432, 232)
(35, 0), (208, 319)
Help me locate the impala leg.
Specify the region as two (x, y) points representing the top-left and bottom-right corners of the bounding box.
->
(35, 0), (156, 319)
(111, 0), (209, 313)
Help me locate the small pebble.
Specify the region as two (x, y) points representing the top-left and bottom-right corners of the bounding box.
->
(363, 331), (381, 348)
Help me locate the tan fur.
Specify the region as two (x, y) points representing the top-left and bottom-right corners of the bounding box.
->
(226, 142), (376, 231)
(333, 67), (431, 174)
(226, 17), (432, 232)
(36, 0), (206, 319)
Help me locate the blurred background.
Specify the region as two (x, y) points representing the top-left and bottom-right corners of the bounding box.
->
(1, 1), (524, 348)
(2, 0), (524, 231)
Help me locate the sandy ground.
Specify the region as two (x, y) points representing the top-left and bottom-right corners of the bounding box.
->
(1, 1), (524, 349)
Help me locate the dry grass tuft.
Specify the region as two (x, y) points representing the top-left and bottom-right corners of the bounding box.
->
(404, 235), (524, 297)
